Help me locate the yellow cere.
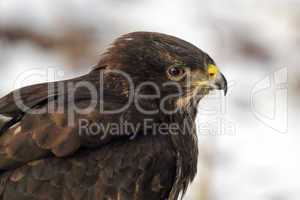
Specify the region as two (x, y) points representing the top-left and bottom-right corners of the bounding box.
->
(208, 64), (219, 80)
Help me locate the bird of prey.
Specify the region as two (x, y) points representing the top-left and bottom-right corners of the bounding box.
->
(0, 32), (227, 200)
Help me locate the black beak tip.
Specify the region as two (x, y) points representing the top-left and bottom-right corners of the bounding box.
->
(223, 76), (228, 96)
(224, 86), (228, 96)
(216, 73), (228, 96)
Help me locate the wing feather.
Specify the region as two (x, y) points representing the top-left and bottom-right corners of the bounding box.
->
(0, 134), (176, 200)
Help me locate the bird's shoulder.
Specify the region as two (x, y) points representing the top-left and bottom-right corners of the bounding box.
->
(0, 69), (161, 172)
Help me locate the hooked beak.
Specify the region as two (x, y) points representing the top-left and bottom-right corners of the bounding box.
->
(207, 64), (228, 96)
(208, 64), (228, 96)
(215, 72), (228, 96)
(192, 64), (228, 96)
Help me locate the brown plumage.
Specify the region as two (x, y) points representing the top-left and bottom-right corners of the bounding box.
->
(0, 32), (227, 200)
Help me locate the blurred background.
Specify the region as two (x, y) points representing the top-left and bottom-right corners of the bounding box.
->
(0, 0), (299, 199)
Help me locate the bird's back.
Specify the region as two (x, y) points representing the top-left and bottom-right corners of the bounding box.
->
(0, 133), (177, 200)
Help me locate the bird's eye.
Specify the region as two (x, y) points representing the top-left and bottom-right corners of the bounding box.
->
(167, 66), (186, 80)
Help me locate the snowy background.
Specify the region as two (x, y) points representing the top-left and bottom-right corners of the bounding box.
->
(0, 0), (299, 199)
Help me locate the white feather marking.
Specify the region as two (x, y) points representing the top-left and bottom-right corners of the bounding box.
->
(14, 125), (22, 135)
(0, 114), (11, 122)
(124, 37), (133, 41)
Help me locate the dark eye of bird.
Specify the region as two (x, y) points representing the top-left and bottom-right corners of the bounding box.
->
(168, 66), (185, 77)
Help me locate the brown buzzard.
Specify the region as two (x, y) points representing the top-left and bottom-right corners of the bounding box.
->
(0, 32), (227, 200)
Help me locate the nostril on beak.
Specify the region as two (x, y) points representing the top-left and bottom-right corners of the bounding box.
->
(207, 64), (219, 80)
(209, 72), (215, 77)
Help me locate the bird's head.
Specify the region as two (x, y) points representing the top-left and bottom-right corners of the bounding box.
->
(95, 32), (227, 113)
